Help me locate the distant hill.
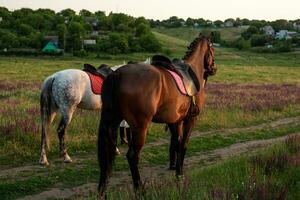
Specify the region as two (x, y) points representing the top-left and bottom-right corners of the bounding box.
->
(152, 31), (188, 57)
(153, 26), (248, 43)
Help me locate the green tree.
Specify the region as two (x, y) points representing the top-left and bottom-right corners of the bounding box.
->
(67, 22), (84, 51)
(0, 29), (19, 49)
(59, 9), (76, 18)
(136, 23), (150, 37)
(250, 34), (271, 47)
(271, 19), (293, 32)
(108, 32), (129, 53)
(241, 26), (259, 40)
(135, 17), (149, 26)
(186, 18), (195, 27)
(79, 9), (92, 17)
(138, 33), (161, 52)
(57, 23), (67, 49)
(232, 37), (250, 50)
(17, 24), (34, 35)
(214, 20), (223, 27)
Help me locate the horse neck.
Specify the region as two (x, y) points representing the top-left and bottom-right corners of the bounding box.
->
(185, 42), (206, 88)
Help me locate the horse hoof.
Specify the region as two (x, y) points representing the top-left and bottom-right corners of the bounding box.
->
(176, 174), (185, 181)
(64, 154), (73, 163)
(39, 159), (49, 166)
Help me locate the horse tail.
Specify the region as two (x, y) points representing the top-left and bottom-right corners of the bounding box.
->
(40, 76), (55, 150)
(98, 72), (120, 188)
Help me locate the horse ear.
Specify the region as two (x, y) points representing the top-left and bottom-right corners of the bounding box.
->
(198, 32), (202, 37)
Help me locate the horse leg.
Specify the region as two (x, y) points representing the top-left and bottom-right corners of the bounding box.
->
(57, 108), (75, 163)
(39, 111), (56, 165)
(168, 124), (177, 170)
(126, 122), (148, 190)
(177, 118), (196, 176)
(168, 122), (184, 174)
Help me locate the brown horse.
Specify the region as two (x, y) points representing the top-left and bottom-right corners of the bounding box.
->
(97, 33), (217, 197)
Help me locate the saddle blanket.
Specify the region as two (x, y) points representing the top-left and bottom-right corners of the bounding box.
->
(85, 72), (104, 95)
(164, 69), (187, 95)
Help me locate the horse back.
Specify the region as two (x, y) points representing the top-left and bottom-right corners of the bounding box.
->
(111, 63), (190, 123)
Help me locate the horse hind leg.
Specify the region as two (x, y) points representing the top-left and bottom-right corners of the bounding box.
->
(126, 119), (149, 191)
(39, 111), (56, 165)
(57, 108), (75, 163)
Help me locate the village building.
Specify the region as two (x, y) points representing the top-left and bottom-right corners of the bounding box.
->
(42, 36), (61, 53)
(83, 39), (96, 45)
(275, 30), (297, 40)
(261, 25), (275, 36)
(293, 22), (300, 30)
(85, 17), (98, 27)
(224, 20), (234, 27)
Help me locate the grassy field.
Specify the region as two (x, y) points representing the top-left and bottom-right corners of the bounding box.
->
(0, 30), (300, 199)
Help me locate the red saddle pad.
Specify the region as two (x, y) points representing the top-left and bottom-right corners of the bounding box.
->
(86, 72), (104, 95)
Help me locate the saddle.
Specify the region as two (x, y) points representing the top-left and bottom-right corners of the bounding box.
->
(83, 63), (113, 95)
(83, 63), (113, 78)
(151, 55), (200, 96)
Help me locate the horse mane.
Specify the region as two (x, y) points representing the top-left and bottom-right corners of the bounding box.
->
(182, 34), (206, 61)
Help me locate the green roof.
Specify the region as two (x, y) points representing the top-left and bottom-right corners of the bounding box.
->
(42, 41), (60, 52)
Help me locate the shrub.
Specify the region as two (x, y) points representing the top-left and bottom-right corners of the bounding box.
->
(73, 49), (88, 57)
(232, 37), (251, 50)
(250, 34), (271, 47)
(108, 32), (129, 53)
(274, 40), (292, 52)
(138, 33), (162, 52)
(241, 26), (259, 40)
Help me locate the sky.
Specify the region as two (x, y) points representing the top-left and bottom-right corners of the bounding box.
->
(1, 0), (300, 21)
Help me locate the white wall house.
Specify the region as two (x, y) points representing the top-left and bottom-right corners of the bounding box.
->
(83, 39), (96, 45)
(261, 25), (275, 36)
(275, 30), (297, 40)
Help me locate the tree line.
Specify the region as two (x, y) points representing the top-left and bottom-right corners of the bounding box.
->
(0, 7), (161, 54)
(0, 6), (299, 55)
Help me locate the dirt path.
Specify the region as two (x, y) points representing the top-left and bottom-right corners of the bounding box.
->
(18, 133), (300, 200)
(2, 116), (300, 179)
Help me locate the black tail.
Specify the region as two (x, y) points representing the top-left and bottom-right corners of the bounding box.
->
(40, 77), (55, 150)
(98, 72), (121, 192)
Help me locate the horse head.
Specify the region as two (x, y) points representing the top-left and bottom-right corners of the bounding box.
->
(204, 33), (217, 80)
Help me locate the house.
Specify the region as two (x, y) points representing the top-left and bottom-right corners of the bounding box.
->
(91, 31), (99, 37)
(42, 36), (61, 53)
(85, 17), (98, 27)
(293, 22), (300, 30)
(83, 39), (96, 45)
(44, 36), (59, 44)
(42, 42), (60, 53)
(224, 20), (234, 27)
(261, 25), (275, 36)
(275, 30), (297, 40)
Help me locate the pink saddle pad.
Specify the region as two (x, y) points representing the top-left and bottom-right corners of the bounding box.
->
(165, 69), (187, 95)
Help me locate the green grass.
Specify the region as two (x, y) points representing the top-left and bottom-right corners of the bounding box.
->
(0, 29), (300, 199)
(105, 135), (300, 200)
(1, 121), (299, 199)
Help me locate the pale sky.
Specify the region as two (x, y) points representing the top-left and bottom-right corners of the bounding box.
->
(1, 0), (299, 21)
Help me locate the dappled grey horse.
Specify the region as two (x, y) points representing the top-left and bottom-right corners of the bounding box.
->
(39, 61), (150, 165)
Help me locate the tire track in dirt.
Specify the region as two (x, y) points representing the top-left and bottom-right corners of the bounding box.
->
(1, 116), (300, 178)
(18, 133), (300, 200)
